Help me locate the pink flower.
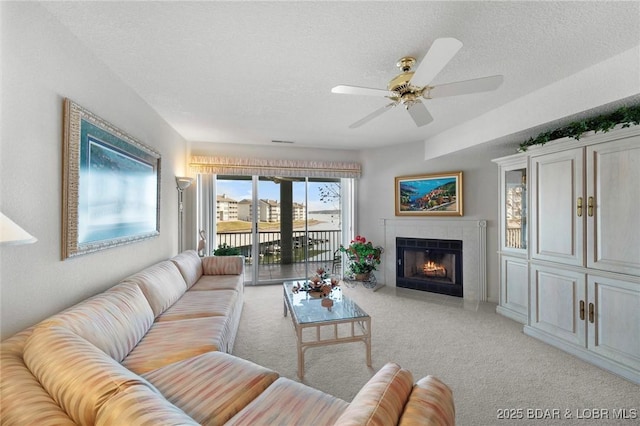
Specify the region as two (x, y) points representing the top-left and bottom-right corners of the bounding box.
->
(339, 235), (383, 275)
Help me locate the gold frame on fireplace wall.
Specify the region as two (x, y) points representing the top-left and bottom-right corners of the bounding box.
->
(394, 171), (463, 216)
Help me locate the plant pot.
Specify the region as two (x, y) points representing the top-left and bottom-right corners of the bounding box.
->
(355, 273), (370, 281)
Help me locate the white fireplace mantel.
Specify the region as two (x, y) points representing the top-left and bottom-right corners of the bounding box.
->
(381, 219), (487, 302)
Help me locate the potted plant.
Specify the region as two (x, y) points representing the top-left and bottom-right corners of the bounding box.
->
(339, 235), (383, 281)
(212, 243), (241, 256)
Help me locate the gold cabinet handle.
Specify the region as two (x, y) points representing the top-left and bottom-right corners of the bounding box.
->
(588, 302), (595, 323)
(579, 300), (585, 321)
(587, 196), (594, 217)
(577, 197), (583, 217)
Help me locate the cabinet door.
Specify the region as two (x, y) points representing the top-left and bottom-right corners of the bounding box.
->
(530, 264), (586, 346)
(530, 148), (584, 266)
(586, 137), (640, 275)
(499, 256), (528, 323)
(587, 275), (640, 372)
(500, 163), (528, 253)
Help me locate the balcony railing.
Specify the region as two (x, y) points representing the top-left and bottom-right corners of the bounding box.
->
(216, 229), (342, 266)
(506, 227), (525, 249)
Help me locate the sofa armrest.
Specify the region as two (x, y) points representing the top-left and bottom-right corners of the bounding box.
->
(334, 362), (414, 425)
(1, 347), (76, 425)
(202, 255), (244, 275)
(398, 375), (455, 426)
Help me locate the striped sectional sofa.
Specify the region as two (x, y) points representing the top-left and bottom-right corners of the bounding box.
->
(0, 250), (455, 425)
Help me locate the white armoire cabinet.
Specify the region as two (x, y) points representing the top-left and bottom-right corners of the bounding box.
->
(494, 125), (640, 385)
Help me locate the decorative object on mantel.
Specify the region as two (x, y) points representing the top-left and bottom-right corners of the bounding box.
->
(340, 235), (383, 283)
(62, 98), (161, 259)
(518, 104), (640, 151)
(395, 172), (463, 216)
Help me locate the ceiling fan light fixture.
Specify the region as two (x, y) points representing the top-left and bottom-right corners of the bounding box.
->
(396, 56), (416, 72)
(331, 37), (503, 129)
(402, 93), (420, 109)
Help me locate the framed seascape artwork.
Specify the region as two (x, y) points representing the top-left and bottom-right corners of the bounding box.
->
(395, 171), (463, 216)
(62, 99), (161, 259)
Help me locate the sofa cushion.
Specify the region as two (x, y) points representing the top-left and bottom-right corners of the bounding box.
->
(156, 289), (238, 322)
(398, 375), (455, 426)
(95, 384), (198, 426)
(334, 362), (414, 426)
(190, 274), (244, 291)
(121, 260), (188, 318)
(0, 346), (76, 426)
(202, 255), (244, 275)
(122, 316), (230, 374)
(226, 377), (349, 425)
(23, 326), (160, 426)
(143, 351), (279, 425)
(170, 250), (203, 289)
(0, 328), (32, 356)
(40, 282), (154, 362)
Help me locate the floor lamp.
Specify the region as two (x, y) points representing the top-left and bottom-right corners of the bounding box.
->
(176, 177), (194, 253)
(0, 212), (37, 246)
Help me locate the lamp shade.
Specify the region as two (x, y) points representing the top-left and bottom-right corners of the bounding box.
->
(0, 212), (37, 246)
(176, 176), (194, 190)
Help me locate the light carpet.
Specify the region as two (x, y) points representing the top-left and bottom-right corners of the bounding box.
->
(232, 284), (639, 425)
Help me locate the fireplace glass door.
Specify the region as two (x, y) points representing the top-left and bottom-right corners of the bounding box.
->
(403, 250), (457, 284)
(396, 238), (463, 297)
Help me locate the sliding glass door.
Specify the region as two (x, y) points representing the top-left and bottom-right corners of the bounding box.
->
(213, 175), (348, 285)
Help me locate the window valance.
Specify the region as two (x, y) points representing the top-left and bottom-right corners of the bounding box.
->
(190, 156), (361, 178)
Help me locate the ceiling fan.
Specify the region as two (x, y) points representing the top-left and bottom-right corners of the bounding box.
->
(331, 38), (503, 128)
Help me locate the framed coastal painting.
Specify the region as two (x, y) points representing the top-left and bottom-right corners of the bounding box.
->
(395, 171), (463, 216)
(62, 99), (161, 259)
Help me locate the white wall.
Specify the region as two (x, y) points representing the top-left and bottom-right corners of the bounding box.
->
(356, 140), (520, 303)
(0, 3), (187, 339)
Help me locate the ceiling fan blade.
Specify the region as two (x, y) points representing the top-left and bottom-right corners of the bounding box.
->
(428, 75), (504, 98)
(411, 38), (463, 87)
(332, 85), (389, 97)
(349, 102), (397, 128)
(407, 101), (434, 127)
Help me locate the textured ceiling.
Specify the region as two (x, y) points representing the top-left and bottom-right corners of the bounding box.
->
(41, 1), (640, 151)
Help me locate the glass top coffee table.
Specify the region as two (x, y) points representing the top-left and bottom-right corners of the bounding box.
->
(283, 280), (371, 378)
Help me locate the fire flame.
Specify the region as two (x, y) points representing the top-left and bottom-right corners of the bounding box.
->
(423, 261), (446, 277)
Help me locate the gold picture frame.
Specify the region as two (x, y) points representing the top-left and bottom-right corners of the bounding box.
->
(395, 171), (463, 216)
(62, 99), (161, 259)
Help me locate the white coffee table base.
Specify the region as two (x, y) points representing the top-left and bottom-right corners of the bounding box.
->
(283, 288), (371, 379)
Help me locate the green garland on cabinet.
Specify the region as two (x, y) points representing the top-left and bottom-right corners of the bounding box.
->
(518, 104), (640, 151)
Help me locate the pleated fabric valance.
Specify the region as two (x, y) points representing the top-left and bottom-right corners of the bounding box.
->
(190, 156), (361, 178)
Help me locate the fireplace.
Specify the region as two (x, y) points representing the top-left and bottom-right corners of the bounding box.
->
(396, 237), (463, 297)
